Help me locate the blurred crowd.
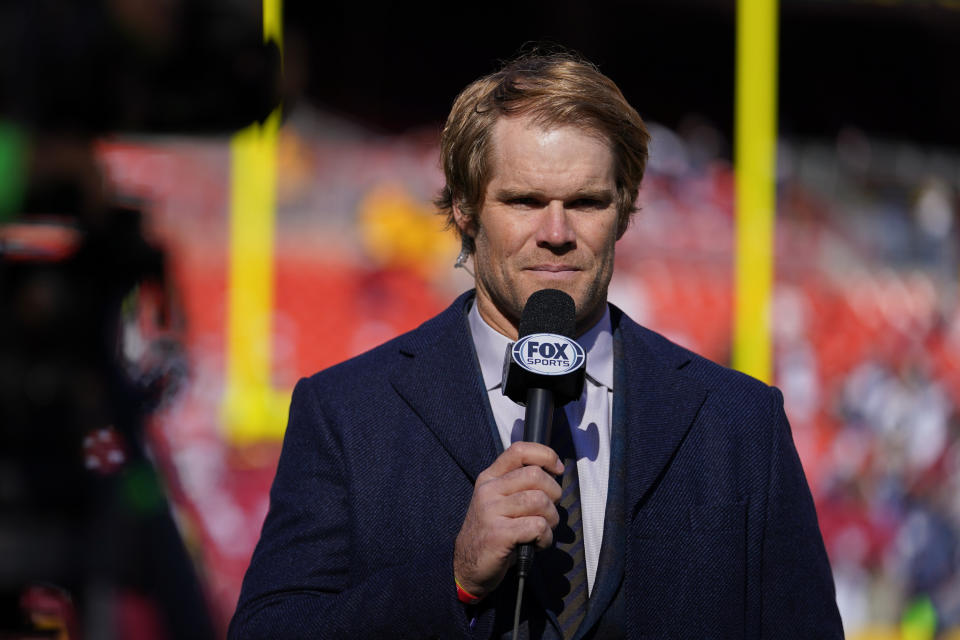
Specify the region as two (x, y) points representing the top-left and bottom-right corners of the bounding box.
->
(94, 105), (960, 637)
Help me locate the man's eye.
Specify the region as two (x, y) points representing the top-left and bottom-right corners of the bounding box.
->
(569, 199), (605, 209)
(507, 197), (542, 208)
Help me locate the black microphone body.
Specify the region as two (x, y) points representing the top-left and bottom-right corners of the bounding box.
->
(516, 387), (555, 576)
(522, 388), (555, 448)
(501, 289), (586, 578)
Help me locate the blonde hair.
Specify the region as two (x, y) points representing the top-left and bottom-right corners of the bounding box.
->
(436, 51), (650, 250)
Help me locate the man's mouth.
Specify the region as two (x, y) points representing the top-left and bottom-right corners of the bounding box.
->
(524, 265), (583, 281)
(526, 264), (581, 273)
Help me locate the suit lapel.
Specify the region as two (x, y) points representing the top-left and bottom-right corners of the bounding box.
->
(389, 292), (500, 483)
(574, 308), (708, 638)
(616, 311), (708, 519)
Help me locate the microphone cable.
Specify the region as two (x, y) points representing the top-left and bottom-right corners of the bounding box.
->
(512, 574), (525, 640)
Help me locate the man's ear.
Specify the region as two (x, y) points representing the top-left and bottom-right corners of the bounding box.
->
(452, 202), (476, 239)
(615, 216), (630, 241)
(615, 197), (638, 240)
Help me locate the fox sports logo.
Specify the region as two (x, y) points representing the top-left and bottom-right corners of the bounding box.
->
(512, 333), (586, 376)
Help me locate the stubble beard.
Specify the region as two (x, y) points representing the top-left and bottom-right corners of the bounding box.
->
(473, 246), (615, 337)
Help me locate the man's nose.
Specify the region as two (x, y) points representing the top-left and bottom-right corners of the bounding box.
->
(535, 201), (576, 249)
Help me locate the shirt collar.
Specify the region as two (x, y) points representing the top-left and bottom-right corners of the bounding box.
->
(468, 299), (614, 392)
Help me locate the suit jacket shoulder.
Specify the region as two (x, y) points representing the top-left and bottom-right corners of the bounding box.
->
(230, 290), (497, 639)
(302, 291), (471, 403)
(609, 306), (843, 639)
(615, 304), (771, 397)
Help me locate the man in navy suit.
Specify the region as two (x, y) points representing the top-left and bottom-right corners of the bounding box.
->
(230, 52), (844, 639)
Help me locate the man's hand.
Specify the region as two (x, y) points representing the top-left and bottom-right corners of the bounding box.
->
(453, 441), (565, 599)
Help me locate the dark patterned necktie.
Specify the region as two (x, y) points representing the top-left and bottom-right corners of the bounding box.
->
(540, 407), (588, 638)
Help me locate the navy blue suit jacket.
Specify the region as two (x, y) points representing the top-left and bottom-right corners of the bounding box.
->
(230, 291), (843, 639)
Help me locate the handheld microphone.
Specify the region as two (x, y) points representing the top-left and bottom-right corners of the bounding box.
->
(501, 289), (586, 580)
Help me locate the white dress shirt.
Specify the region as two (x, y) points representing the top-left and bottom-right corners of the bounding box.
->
(467, 302), (614, 595)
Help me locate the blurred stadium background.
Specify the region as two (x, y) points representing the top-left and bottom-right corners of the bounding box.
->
(3, 0), (960, 638)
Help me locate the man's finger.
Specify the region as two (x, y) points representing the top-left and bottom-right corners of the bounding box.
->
(498, 490), (561, 527)
(480, 441), (564, 481)
(493, 465), (563, 502)
(506, 515), (555, 551)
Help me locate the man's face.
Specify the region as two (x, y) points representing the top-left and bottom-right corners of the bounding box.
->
(455, 115), (620, 339)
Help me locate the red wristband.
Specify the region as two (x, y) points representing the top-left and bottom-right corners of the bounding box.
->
(455, 578), (481, 605)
